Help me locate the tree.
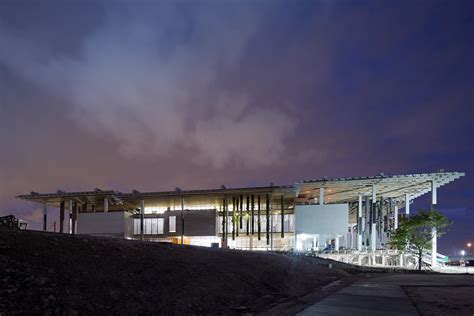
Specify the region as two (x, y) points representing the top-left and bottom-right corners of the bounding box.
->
(390, 209), (452, 270)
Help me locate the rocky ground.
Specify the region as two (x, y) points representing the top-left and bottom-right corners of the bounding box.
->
(0, 228), (373, 315)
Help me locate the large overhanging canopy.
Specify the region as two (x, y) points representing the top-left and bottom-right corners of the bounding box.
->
(16, 185), (296, 210)
(295, 172), (465, 206)
(17, 172), (464, 211)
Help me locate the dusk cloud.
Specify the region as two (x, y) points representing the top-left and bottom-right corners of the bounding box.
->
(0, 3), (296, 168)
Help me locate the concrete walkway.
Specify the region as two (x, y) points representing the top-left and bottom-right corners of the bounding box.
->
(298, 273), (474, 315)
(298, 277), (419, 315)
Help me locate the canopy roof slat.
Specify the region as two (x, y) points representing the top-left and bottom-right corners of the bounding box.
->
(16, 172), (464, 208)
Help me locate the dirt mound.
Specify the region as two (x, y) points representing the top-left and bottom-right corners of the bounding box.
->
(0, 229), (350, 315)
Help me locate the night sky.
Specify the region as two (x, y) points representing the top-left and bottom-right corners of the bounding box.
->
(0, 0), (473, 255)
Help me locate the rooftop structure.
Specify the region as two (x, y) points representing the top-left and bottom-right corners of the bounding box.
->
(18, 171), (465, 267)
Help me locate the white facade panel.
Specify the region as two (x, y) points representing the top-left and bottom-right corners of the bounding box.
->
(169, 216), (176, 233)
(295, 204), (348, 235)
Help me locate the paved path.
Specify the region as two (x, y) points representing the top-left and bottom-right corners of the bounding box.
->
(298, 278), (418, 315)
(298, 274), (474, 315)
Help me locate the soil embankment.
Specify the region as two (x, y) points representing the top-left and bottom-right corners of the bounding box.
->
(0, 229), (357, 315)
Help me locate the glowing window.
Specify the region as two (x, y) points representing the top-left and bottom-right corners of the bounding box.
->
(169, 216), (176, 233)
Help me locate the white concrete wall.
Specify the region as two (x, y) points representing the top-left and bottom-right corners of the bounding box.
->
(295, 204), (349, 236)
(77, 211), (127, 237)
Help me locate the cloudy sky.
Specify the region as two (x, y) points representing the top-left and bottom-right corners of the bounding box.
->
(0, 0), (473, 255)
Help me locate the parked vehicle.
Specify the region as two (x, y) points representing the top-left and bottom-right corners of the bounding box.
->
(0, 215), (28, 230)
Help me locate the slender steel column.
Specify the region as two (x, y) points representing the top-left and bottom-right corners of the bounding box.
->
(379, 197), (384, 247)
(140, 200), (145, 241)
(280, 195), (284, 238)
(357, 195), (363, 251)
(266, 194), (270, 245)
(371, 197), (377, 252)
(222, 197), (227, 243)
(251, 195), (255, 235)
(239, 195), (243, 229)
(405, 193), (410, 216)
(68, 200), (73, 234)
(431, 179), (437, 207)
(43, 203), (47, 232)
(221, 198), (225, 241)
(225, 197), (228, 241)
(236, 196), (239, 237)
(104, 197), (109, 212)
(59, 201), (65, 233)
(246, 196), (250, 235)
(71, 201), (77, 235)
(431, 179), (437, 267)
(232, 197), (236, 240)
(365, 196), (370, 246)
(181, 196), (185, 245)
(394, 204), (399, 229)
(257, 195), (261, 240)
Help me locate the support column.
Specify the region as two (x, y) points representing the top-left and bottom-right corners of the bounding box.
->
(379, 197), (384, 247)
(365, 196), (370, 248)
(236, 196), (239, 238)
(232, 197), (236, 241)
(270, 200), (274, 250)
(319, 188), (324, 205)
(400, 253), (404, 267)
(357, 195), (363, 251)
(181, 196), (185, 245)
(431, 179), (437, 206)
(140, 200), (145, 241)
(68, 200), (73, 234)
(59, 201), (65, 233)
(251, 195), (255, 235)
(335, 236), (339, 252)
(104, 197), (109, 212)
(371, 223), (376, 252)
(280, 195), (284, 238)
(246, 196), (250, 236)
(239, 195), (243, 230)
(257, 196), (261, 241)
(43, 203), (47, 232)
(71, 202), (77, 235)
(371, 188), (377, 253)
(394, 205), (399, 229)
(431, 179), (437, 267)
(266, 194), (270, 245)
(405, 193), (410, 216)
(222, 197), (228, 248)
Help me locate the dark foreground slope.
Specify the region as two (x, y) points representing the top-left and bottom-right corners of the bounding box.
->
(0, 229), (350, 315)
